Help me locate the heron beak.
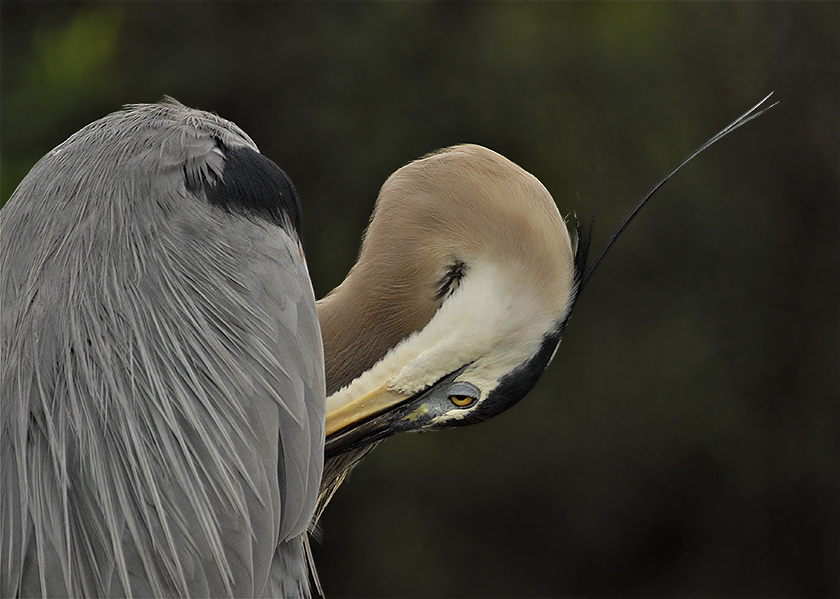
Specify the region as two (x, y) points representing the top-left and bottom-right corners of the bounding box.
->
(323, 385), (411, 459)
(324, 368), (467, 459)
(325, 385), (410, 439)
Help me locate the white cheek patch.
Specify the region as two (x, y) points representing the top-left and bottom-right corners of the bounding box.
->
(326, 260), (563, 414)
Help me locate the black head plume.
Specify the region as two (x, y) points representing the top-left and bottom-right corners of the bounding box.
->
(570, 92), (777, 307)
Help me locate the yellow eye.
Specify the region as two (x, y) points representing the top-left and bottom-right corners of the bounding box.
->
(447, 381), (480, 408)
(449, 394), (475, 407)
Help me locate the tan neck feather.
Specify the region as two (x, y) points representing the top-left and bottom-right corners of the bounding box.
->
(317, 258), (442, 395)
(316, 144), (573, 397)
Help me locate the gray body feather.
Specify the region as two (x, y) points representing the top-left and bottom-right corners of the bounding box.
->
(1, 102), (325, 597)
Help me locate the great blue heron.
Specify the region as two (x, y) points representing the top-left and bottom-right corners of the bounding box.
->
(0, 95), (773, 597)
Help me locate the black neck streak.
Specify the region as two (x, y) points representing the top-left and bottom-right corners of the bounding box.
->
(436, 259), (467, 300)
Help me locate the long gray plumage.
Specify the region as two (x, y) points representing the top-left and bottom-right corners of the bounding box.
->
(1, 102), (325, 597)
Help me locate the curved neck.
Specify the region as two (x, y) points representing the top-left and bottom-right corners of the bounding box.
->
(317, 266), (438, 396)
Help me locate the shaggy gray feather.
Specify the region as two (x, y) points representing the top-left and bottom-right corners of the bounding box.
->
(1, 101), (325, 597)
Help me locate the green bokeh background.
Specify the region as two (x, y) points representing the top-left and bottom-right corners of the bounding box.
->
(2, 2), (837, 597)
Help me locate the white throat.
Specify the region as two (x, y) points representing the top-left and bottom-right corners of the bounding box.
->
(325, 259), (564, 413)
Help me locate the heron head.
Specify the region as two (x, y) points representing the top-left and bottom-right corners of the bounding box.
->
(319, 144), (576, 458)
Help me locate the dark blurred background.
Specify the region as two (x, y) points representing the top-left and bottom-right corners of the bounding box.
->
(2, 2), (838, 597)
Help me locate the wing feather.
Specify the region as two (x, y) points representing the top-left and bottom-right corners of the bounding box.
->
(0, 102), (325, 597)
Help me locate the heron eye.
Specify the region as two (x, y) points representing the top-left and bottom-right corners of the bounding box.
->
(449, 394), (475, 407)
(447, 381), (480, 408)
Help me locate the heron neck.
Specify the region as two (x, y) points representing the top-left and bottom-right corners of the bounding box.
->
(316, 265), (438, 396)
